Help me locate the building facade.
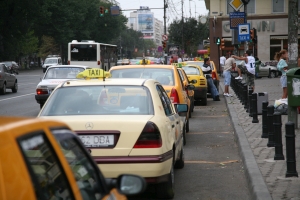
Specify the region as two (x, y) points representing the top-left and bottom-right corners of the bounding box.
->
(126, 6), (164, 47)
(204, 0), (300, 72)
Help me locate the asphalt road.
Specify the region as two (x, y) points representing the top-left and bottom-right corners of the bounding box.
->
(0, 69), (251, 199)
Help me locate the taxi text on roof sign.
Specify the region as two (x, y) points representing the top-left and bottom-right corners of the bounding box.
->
(76, 68), (111, 79)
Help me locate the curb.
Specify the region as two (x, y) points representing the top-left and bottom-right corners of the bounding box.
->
(219, 80), (273, 200)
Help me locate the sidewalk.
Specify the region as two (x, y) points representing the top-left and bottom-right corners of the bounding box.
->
(220, 77), (300, 200)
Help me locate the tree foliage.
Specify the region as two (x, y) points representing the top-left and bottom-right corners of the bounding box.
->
(168, 16), (209, 56)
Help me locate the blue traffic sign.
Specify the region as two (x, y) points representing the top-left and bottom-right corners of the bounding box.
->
(238, 23), (250, 42)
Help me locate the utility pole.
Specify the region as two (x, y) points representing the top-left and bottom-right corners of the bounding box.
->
(181, 0), (184, 53)
(242, 0), (249, 51)
(288, 0), (298, 128)
(163, 0), (167, 64)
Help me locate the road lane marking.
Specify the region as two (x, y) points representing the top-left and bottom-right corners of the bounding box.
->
(0, 93), (35, 102)
(189, 131), (231, 134)
(184, 160), (239, 164)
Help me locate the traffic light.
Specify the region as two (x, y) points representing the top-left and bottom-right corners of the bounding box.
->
(216, 37), (220, 45)
(162, 41), (166, 49)
(220, 38), (225, 49)
(99, 6), (104, 16)
(105, 8), (109, 14)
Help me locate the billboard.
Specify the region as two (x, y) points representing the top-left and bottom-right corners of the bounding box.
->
(138, 13), (153, 38)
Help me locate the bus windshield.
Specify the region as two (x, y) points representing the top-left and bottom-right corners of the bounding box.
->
(70, 44), (97, 61)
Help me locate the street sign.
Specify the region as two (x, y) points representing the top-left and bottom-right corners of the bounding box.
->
(238, 23), (250, 42)
(229, 0), (243, 11)
(110, 6), (120, 16)
(229, 12), (245, 29)
(162, 34), (168, 41)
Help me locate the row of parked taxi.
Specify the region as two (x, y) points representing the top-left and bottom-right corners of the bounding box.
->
(0, 60), (220, 199)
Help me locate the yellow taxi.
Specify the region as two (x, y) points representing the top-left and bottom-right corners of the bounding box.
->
(38, 69), (188, 199)
(172, 63), (195, 116)
(109, 63), (193, 133)
(180, 63), (208, 105)
(184, 60), (220, 92)
(0, 116), (146, 200)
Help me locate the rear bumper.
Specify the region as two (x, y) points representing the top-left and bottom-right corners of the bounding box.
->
(93, 151), (173, 183)
(194, 87), (207, 100)
(35, 94), (49, 104)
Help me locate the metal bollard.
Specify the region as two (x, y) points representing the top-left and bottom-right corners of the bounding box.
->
(273, 112), (284, 160)
(261, 101), (269, 138)
(267, 105), (275, 147)
(238, 80), (243, 101)
(243, 83), (248, 109)
(248, 88), (253, 115)
(285, 122), (298, 177)
(252, 93), (259, 123)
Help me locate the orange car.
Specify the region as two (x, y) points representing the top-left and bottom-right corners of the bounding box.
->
(109, 64), (192, 133)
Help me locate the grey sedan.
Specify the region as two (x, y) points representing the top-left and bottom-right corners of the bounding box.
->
(0, 63), (18, 94)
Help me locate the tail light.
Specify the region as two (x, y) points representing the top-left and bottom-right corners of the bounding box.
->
(170, 88), (179, 103)
(133, 122), (162, 148)
(36, 88), (48, 95)
(212, 72), (217, 80)
(200, 79), (206, 85)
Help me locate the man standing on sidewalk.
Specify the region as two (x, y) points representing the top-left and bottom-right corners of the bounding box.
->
(223, 54), (236, 97)
(232, 50), (256, 91)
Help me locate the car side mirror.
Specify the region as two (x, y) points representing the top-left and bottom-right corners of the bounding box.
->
(174, 103), (188, 116)
(190, 79), (197, 84)
(116, 174), (146, 196)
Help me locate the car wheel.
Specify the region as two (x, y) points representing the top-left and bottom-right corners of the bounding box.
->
(156, 159), (175, 199)
(270, 71), (276, 78)
(175, 147), (185, 169)
(12, 81), (18, 93)
(182, 124), (186, 145)
(201, 97), (207, 106)
(189, 107), (192, 118)
(0, 83), (6, 95)
(191, 97), (194, 112)
(186, 119), (189, 133)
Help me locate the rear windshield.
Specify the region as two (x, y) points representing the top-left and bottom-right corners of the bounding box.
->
(182, 66), (200, 75)
(111, 68), (175, 86)
(44, 67), (85, 79)
(40, 86), (153, 116)
(186, 61), (215, 70)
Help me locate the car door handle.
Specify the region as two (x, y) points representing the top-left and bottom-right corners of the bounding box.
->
(172, 124), (175, 128)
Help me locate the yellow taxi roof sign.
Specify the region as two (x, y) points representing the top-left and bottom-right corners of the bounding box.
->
(139, 59), (151, 65)
(76, 68), (111, 79)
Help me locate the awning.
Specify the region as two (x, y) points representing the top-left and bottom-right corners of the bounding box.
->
(197, 50), (208, 54)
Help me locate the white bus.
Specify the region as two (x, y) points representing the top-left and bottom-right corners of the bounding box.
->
(68, 40), (118, 70)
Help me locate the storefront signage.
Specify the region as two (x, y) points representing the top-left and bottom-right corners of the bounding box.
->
(223, 20), (275, 33)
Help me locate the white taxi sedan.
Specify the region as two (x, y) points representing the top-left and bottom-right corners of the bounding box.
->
(35, 65), (91, 108)
(38, 68), (187, 199)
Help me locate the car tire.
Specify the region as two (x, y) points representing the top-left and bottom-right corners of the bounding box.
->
(270, 71), (276, 78)
(175, 147), (184, 169)
(0, 83), (6, 95)
(201, 97), (207, 106)
(186, 119), (189, 133)
(191, 97), (194, 112)
(12, 81), (18, 93)
(189, 107), (192, 118)
(156, 159), (175, 199)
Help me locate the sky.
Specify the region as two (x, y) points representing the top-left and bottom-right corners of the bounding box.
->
(115, 0), (209, 24)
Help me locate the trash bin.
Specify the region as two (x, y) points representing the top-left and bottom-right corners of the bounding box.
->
(287, 68), (300, 106)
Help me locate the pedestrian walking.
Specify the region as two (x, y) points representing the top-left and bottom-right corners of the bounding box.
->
(232, 50), (256, 91)
(223, 54), (236, 97)
(274, 49), (288, 99)
(201, 57), (220, 101)
(220, 54), (226, 76)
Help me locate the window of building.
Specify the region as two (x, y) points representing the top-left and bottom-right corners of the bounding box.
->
(273, 0), (284, 13)
(247, 0), (255, 14)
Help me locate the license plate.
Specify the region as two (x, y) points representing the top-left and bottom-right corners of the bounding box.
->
(79, 135), (114, 147)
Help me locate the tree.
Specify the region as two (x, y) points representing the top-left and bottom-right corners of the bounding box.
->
(38, 35), (59, 60)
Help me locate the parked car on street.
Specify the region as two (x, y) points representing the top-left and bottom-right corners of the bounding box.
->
(42, 55), (62, 73)
(38, 68), (187, 199)
(0, 116), (146, 200)
(0, 63), (18, 95)
(257, 62), (280, 78)
(35, 65), (91, 108)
